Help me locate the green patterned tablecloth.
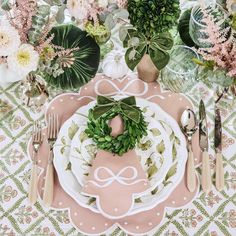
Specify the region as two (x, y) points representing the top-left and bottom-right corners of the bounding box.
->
(0, 82), (235, 236)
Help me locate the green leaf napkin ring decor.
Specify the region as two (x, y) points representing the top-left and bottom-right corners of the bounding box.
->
(85, 96), (148, 156)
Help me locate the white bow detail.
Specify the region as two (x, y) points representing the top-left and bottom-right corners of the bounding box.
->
(87, 166), (147, 188)
(94, 79), (149, 97)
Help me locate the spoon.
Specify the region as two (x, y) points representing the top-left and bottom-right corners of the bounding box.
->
(180, 109), (198, 192)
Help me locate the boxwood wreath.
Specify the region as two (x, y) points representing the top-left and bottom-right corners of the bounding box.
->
(85, 96), (148, 156)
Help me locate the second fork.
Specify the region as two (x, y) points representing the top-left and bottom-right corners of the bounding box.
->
(43, 114), (59, 207)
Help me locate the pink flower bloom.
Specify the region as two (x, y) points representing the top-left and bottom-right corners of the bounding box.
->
(197, 1), (236, 79)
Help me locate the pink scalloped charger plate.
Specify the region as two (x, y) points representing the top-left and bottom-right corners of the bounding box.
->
(28, 74), (201, 235)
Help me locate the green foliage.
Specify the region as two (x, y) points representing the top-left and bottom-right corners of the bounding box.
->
(44, 24), (100, 89)
(85, 104), (148, 156)
(0, 0), (11, 11)
(127, 0), (180, 38)
(104, 9), (129, 31)
(194, 58), (235, 87)
(231, 13), (236, 30)
(85, 22), (111, 45)
(122, 29), (173, 71)
(28, 5), (51, 44)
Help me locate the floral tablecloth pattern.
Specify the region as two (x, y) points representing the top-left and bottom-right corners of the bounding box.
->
(0, 81), (236, 236)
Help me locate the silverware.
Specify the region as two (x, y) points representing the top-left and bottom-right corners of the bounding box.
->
(215, 107), (224, 191)
(43, 114), (59, 207)
(181, 109), (198, 192)
(199, 99), (212, 193)
(29, 121), (43, 204)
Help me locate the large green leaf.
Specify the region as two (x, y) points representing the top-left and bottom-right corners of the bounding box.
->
(149, 46), (170, 70)
(123, 29), (146, 48)
(178, 9), (196, 47)
(150, 32), (174, 51)
(125, 45), (147, 70)
(44, 24), (100, 89)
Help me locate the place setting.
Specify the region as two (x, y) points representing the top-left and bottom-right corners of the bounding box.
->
(26, 81), (229, 235)
(1, 0), (235, 235)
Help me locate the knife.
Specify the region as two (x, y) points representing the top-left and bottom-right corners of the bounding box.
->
(199, 100), (212, 193)
(215, 108), (224, 191)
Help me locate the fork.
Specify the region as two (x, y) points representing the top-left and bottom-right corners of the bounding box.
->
(43, 114), (59, 207)
(29, 121), (43, 204)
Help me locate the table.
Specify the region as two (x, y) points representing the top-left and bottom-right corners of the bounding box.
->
(0, 81), (235, 236)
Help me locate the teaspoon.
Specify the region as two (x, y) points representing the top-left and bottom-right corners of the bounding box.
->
(180, 109), (198, 192)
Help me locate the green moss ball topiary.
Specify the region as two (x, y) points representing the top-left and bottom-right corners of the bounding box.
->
(127, 0), (181, 37)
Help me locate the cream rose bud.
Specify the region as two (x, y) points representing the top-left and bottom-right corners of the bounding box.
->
(98, 0), (109, 8)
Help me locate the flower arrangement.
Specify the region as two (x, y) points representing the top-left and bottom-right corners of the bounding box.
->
(0, 0), (63, 82)
(66, 0), (129, 44)
(0, 0), (100, 89)
(192, 1), (236, 87)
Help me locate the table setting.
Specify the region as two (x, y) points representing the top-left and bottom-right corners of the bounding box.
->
(0, 0), (236, 236)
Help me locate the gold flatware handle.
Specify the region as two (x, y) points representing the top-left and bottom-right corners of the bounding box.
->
(215, 152), (224, 191)
(28, 163), (38, 204)
(43, 156), (54, 207)
(202, 151), (212, 194)
(187, 150), (196, 192)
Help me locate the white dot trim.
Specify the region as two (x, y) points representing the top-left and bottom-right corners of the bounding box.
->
(148, 222), (153, 226)
(136, 226), (140, 230)
(124, 222), (128, 225)
(79, 222), (83, 226)
(114, 208), (118, 212)
(58, 202), (63, 206)
(92, 227), (96, 231)
(74, 212), (78, 216)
